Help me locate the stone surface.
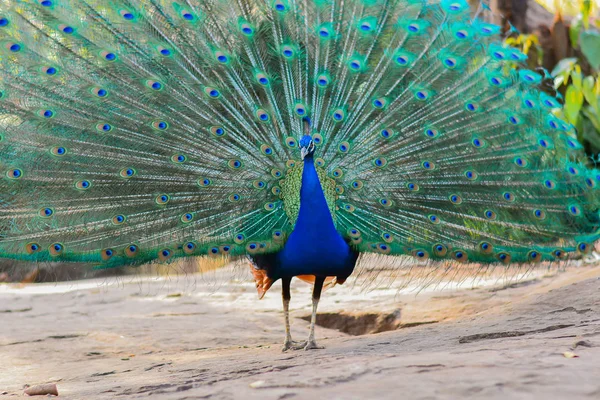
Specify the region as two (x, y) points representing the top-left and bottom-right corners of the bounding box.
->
(1, 264), (599, 399)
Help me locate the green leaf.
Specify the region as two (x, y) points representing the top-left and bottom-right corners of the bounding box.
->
(551, 57), (577, 78)
(569, 16), (582, 48)
(571, 68), (582, 90)
(580, 31), (600, 71)
(565, 85), (584, 125)
(582, 76), (597, 109)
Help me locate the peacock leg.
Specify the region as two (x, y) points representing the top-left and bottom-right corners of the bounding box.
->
(303, 276), (325, 350)
(281, 277), (304, 352)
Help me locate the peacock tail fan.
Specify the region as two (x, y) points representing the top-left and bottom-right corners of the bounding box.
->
(0, 0), (598, 274)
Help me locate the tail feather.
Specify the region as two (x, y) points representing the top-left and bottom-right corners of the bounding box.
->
(0, 0), (598, 270)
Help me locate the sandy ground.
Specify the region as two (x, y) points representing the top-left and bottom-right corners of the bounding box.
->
(1, 263), (599, 400)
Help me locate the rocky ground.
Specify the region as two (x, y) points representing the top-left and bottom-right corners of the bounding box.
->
(1, 262), (599, 399)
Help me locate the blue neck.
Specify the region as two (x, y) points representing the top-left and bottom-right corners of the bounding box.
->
(293, 155), (338, 235)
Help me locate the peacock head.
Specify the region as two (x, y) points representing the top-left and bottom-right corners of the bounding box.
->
(299, 135), (315, 160)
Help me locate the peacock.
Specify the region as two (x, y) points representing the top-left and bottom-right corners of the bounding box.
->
(0, 0), (599, 351)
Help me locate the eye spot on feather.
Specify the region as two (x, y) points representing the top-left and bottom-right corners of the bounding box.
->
(228, 159), (243, 169)
(75, 180), (91, 190)
(449, 194), (462, 204)
(6, 168), (22, 179)
(524, 99), (535, 108)
(413, 250), (428, 260)
(382, 232), (393, 243)
(379, 198), (392, 207)
(479, 242), (493, 254)
(40, 109), (54, 118)
(428, 214), (440, 224)
(527, 250), (541, 262)
(93, 88), (108, 97)
(332, 168), (343, 178)
(97, 123), (113, 132)
(549, 249), (564, 259)
(101, 51), (116, 61)
(484, 210), (497, 220)
(125, 245), (139, 257)
(343, 204), (355, 212)
(472, 138), (484, 148)
(380, 128), (393, 139)
(578, 242), (591, 254)
(407, 182), (419, 191)
(347, 228), (361, 239)
(273, 0), (287, 12)
(421, 161), (435, 170)
(351, 180), (363, 190)
(204, 87), (221, 98)
(465, 170), (477, 180)
(514, 157), (527, 167)
(338, 141), (350, 153)
(155, 194), (170, 205)
(0, 17), (8, 27)
(377, 243), (391, 254)
(198, 178), (211, 187)
(452, 250), (467, 262)
(372, 97), (387, 109)
(316, 74), (330, 87)
(312, 134), (323, 145)
(315, 158), (326, 167)
(26, 243), (41, 254)
(567, 166), (579, 175)
(373, 157), (387, 168)
(425, 128), (439, 138)
(568, 204), (581, 216)
(228, 193), (241, 202)
(284, 137), (296, 148)
(112, 215), (126, 225)
(8, 42), (21, 52)
(153, 121), (169, 131)
(281, 45), (296, 59)
(273, 230), (284, 241)
(255, 109), (270, 122)
(39, 207), (54, 218)
(158, 46), (171, 56)
(120, 10), (135, 20)
(146, 80), (163, 91)
(543, 179), (556, 189)
(415, 91), (429, 101)
(50, 146), (67, 156)
(465, 102), (478, 112)
(183, 242), (196, 254)
(49, 243), (64, 257)
(101, 249), (114, 261)
(253, 180), (266, 189)
(43, 66), (57, 76)
(433, 244), (447, 257)
(214, 51), (229, 64)
(181, 213), (193, 223)
(271, 168), (282, 178)
(272, 186), (281, 195)
(502, 192), (515, 202)
(159, 249), (172, 261)
(264, 202), (276, 211)
(332, 108), (346, 122)
(497, 252), (512, 264)
(585, 177), (596, 188)
(171, 154), (187, 163)
(533, 209), (546, 219)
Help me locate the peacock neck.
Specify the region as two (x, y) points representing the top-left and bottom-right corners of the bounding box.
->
(295, 155), (337, 234)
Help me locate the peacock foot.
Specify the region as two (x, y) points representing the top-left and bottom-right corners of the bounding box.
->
(303, 339), (324, 351)
(282, 340), (307, 352)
